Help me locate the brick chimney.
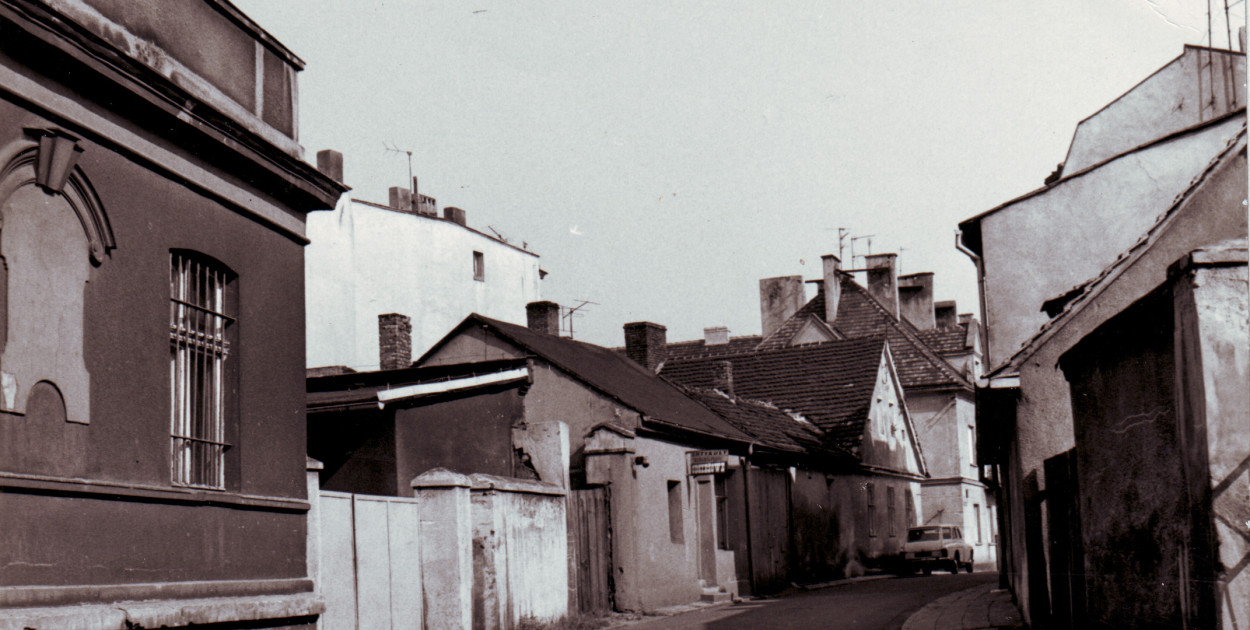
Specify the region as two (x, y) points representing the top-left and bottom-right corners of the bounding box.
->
(316, 149), (343, 182)
(378, 313), (412, 370)
(388, 186), (412, 212)
(821, 255), (841, 325)
(712, 360), (734, 398)
(624, 322), (667, 372)
(704, 326), (730, 346)
(865, 253), (899, 320)
(898, 272), (935, 330)
(759, 276), (805, 338)
(934, 300), (957, 328)
(527, 301), (561, 335)
(444, 206), (467, 226)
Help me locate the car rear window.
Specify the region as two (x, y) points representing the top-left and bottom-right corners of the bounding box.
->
(908, 528), (940, 542)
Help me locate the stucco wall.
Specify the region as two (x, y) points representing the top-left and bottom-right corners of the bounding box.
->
(858, 356), (923, 476)
(627, 437), (705, 610)
(979, 115), (1243, 368)
(1065, 49), (1245, 173)
(395, 387), (524, 484)
(306, 200), (541, 371)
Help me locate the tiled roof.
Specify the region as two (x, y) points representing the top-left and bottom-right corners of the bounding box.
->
(680, 388), (849, 459)
(661, 337), (886, 454)
(768, 278), (972, 391)
(993, 121), (1247, 376)
(442, 315), (753, 442)
(915, 326), (971, 356)
(664, 335), (764, 361)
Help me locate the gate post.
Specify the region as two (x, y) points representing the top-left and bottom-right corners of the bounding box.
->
(306, 457), (324, 596)
(413, 468), (473, 630)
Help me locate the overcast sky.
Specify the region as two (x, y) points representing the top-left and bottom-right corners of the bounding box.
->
(233, 0), (1244, 348)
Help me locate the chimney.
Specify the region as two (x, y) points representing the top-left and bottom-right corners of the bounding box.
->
(444, 207), (467, 226)
(526, 301), (561, 335)
(712, 360), (734, 398)
(378, 313), (412, 370)
(759, 276), (805, 338)
(934, 300), (957, 328)
(388, 186), (412, 212)
(704, 326), (730, 346)
(624, 322), (667, 372)
(316, 149), (343, 183)
(865, 253), (899, 319)
(821, 255), (841, 324)
(898, 272), (935, 330)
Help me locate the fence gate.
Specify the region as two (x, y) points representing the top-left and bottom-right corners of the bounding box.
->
(319, 491), (423, 630)
(567, 486), (612, 613)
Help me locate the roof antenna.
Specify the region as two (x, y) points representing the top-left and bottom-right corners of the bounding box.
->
(384, 142), (418, 206)
(562, 300), (599, 339)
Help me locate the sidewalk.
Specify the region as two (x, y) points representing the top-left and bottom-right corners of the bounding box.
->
(901, 583), (1023, 630)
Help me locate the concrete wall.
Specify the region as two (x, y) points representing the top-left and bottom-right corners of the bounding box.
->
(627, 438), (709, 610)
(396, 387), (525, 483)
(1065, 48), (1245, 173)
(978, 115), (1243, 368)
(827, 473), (921, 571)
(306, 200), (541, 371)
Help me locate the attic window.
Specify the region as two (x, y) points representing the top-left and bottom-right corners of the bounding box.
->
(473, 251), (484, 282)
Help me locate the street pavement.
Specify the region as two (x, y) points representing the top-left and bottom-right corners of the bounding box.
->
(612, 573), (1019, 630)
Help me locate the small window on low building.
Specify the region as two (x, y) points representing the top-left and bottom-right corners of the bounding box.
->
(887, 486), (897, 537)
(905, 488), (915, 527)
(867, 482), (876, 537)
(473, 251), (485, 281)
(668, 480), (684, 543)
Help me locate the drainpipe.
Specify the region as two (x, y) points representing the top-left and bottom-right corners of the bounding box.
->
(955, 231), (990, 371)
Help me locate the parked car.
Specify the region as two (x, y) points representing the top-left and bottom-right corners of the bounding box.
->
(901, 525), (974, 574)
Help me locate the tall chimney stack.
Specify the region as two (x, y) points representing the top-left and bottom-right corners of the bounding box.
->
(865, 253), (900, 320)
(316, 149), (343, 183)
(712, 360), (734, 398)
(526, 301), (561, 335)
(898, 272), (935, 330)
(624, 322), (667, 372)
(821, 255), (842, 325)
(759, 276), (806, 338)
(934, 300), (957, 328)
(704, 326), (730, 346)
(388, 186), (412, 212)
(378, 313), (413, 370)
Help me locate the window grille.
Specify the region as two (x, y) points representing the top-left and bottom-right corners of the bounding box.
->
(867, 483), (876, 537)
(169, 252), (233, 489)
(888, 486), (897, 536)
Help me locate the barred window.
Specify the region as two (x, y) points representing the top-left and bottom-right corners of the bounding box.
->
(887, 486), (897, 536)
(169, 252), (233, 489)
(866, 482), (876, 537)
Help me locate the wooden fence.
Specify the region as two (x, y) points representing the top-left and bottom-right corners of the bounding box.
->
(567, 486), (612, 613)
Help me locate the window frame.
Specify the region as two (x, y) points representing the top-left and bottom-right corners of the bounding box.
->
(472, 250), (485, 282)
(714, 475), (730, 550)
(887, 485), (897, 537)
(867, 482), (877, 537)
(169, 250), (237, 490)
(667, 479), (684, 543)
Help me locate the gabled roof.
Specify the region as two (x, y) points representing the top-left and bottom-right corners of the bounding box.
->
(419, 314), (753, 442)
(661, 337), (886, 454)
(760, 277), (973, 392)
(915, 325), (972, 356)
(992, 122), (1248, 376)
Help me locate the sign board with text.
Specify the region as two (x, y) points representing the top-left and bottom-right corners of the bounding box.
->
(688, 449), (729, 475)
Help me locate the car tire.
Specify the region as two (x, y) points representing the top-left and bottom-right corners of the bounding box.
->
(949, 554), (961, 574)
(965, 556), (975, 573)
(922, 567), (932, 576)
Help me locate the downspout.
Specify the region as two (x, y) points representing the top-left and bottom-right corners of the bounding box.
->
(956, 231), (990, 372)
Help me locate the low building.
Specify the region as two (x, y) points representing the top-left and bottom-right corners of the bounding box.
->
(0, 1), (346, 628)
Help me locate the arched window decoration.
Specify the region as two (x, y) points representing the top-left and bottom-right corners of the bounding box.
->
(0, 129), (113, 424)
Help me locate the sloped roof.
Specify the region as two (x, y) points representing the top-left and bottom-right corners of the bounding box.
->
(665, 335), (764, 361)
(915, 325), (971, 356)
(661, 337), (886, 453)
(680, 388), (850, 460)
(993, 122), (1248, 376)
(759, 277), (972, 391)
(427, 315), (753, 442)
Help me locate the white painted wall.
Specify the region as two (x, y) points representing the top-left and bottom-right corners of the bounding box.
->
(306, 197), (542, 370)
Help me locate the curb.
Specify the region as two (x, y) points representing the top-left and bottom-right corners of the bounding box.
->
(796, 573), (897, 591)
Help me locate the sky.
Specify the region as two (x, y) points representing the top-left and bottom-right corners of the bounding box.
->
(233, 0), (1244, 348)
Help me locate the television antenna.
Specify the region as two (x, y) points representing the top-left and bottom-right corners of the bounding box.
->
(383, 142), (418, 202)
(562, 299), (599, 339)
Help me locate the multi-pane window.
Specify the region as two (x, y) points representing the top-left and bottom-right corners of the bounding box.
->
(905, 488), (915, 527)
(170, 252), (233, 489)
(866, 482), (876, 537)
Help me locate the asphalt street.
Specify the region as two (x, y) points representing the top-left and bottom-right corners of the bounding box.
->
(622, 573), (1000, 630)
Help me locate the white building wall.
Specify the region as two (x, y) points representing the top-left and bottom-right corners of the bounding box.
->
(306, 198), (541, 370)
